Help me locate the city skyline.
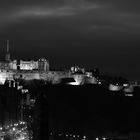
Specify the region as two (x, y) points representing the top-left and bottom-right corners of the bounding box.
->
(0, 0), (140, 80)
(0, 40), (139, 81)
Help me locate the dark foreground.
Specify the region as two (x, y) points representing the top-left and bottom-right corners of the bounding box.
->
(1, 84), (140, 140)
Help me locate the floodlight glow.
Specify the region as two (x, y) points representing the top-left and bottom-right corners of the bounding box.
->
(67, 82), (80, 85)
(109, 84), (123, 91)
(125, 94), (133, 97)
(83, 136), (86, 139)
(123, 83), (129, 87)
(0, 74), (6, 85)
(12, 127), (16, 131)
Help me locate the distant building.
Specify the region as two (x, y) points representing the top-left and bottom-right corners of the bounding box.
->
(20, 60), (38, 70)
(38, 58), (49, 71)
(9, 60), (17, 70)
(0, 60), (17, 71)
(71, 66), (85, 74)
(19, 59), (49, 71)
(0, 41), (50, 71)
(0, 61), (10, 70)
(0, 59), (49, 71)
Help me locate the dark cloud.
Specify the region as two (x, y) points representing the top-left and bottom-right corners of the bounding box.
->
(1, 0), (140, 32)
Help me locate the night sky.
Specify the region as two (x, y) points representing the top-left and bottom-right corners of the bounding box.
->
(0, 0), (140, 80)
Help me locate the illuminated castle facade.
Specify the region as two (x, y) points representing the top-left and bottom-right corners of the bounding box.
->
(0, 40), (49, 71)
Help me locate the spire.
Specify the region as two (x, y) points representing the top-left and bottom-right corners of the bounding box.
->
(5, 40), (10, 62)
(7, 40), (9, 53)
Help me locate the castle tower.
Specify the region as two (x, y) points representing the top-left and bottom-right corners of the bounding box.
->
(5, 40), (11, 62)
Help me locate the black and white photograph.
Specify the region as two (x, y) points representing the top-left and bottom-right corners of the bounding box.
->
(0, 0), (140, 140)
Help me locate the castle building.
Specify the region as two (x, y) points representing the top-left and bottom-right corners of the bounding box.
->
(9, 60), (17, 70)
(0, 61), (10, 70)
(19, 60), (38, 70)
(0, 40), (49, 71)
(38, 58), (49, 71)
(19, 59), (49, 71)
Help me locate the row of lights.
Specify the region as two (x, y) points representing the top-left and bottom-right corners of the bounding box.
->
(0, 121), (27, 130)
(50, 132), (86, 139)
(49, 132), (108, 140)
(96, 138), (106, 140)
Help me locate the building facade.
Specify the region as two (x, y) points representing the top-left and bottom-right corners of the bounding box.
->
(19, 60), (38, 70)
(19, 59), (49, 71)
(0, 59), (49, 71)
(38, 58), (49, 71)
